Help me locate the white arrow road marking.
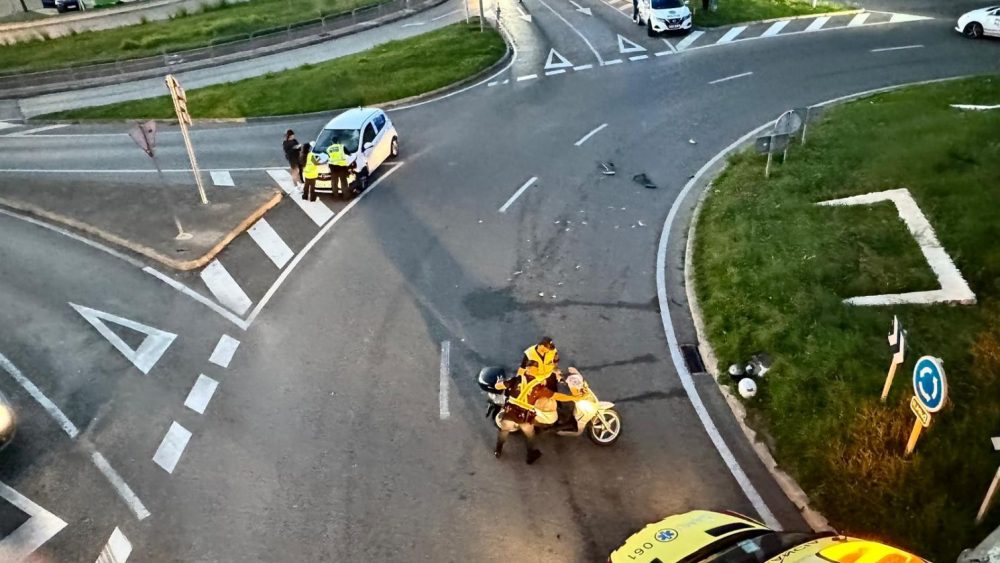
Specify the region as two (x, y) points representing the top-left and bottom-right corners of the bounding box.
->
(70, 303), (177, 375)
(617, 33), (646, 53)
(209, 170), (234, 187)
(209, 334), (241, 368)
(153, 421), (192, 474)
(674, 29), (703, 50)
(544, 48), (574, 69)
(534, 0), (604, 64)
(90, 453), (151, 521)
(0, 481), (68, 562)
(0, 352), (79, 438)
(247, 218), (293, 269)
(184, 374), (219, 415)
(95, 527), (132, 563)
(569, 0), (591, 14)
(200, 260), (254, 316)
(515, 4), (532, 21)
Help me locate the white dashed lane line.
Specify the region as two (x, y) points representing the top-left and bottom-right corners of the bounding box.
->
(871, 44), (924, 52)
(184, 374), (220, 415)
(209, 334), (241, 368)
(152, 421), (192, 474)
(709, 71), (754, 85)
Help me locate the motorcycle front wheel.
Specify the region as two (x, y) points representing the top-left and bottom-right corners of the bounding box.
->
(588, 409), (622, 446)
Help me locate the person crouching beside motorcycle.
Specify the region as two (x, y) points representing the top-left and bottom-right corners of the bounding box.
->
(494, 372), (556, 465)
(551, 368), (599, 437)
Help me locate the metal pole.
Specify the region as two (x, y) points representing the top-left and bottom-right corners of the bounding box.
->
(978, 466), (1000, 523)
(904, 418), (923, 455)
(464, 0), (470, 22)
(764, 148), (772, 178)
(880, 361), (898, 402)
(801, 107), (810, 145)
(178, 120), (209, 205)
(479, 0), (484, 31)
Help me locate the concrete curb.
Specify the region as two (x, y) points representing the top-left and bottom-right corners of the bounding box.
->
(693, 7), (863, 31)
(677, 74), (973, 535)
(0, 188), (282, 270)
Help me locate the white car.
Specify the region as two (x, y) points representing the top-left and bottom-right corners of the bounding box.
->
(311, 107), (399, 198)
(641, 0), (693, 37)
(956, 5), (1000, 38)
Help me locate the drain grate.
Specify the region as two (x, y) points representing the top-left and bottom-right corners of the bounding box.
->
(680, 344), (707, 374)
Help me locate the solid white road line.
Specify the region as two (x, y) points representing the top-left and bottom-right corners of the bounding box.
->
(847, 12), (870, 26)
(439, 341), (450, 420)
(499, 176), (539, 213)
(656, 120), (781, 531)
(654, 50), (672, 56)
(574, 123), (608, 146)
(200, 260), (253, 316)
(545, 69), (567, 76)
(95, 527), (132, 563)
(0, 481), (68, 562)
(573, 64), (593, 70)
(603, 58), (623, 65)
(871, 44), (923, 52)
(534, 0), (605, 64)
(431, 8), (461, 20)
(0, 352), (79, 438)
(143, 267), (248, 329)
(761, 20), (788, 37)
(0, 121), (20, 131)
(266, 169), (334, 227)
(91, 453), (151, 520)
(4, 124), (69, 136)
(709, 71), (754, 85)
(247, 218), (293, 269)
(516, 74), (538, 81)
(716, 25), (747, 43)
(153, 421), (192, 474)
(209, 334), (241, 368)
(804, 16), (830, 32)
(243, 162), (406, 327)
(400, 21), (426, 27)
(184, 374), (219, 415)
(209, 170), (234, 187)
(70, 303), (177, 375)
(629, 54), (649, 61)
(674, 29), (703, 50)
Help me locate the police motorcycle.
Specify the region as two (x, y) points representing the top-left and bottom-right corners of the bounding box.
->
(478, 367), (623, 446)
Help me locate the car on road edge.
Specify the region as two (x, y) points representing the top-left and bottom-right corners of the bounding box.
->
(311, 107), (399, 199)
(956, 5), (1000, 38)
(641, 0), (693, 37)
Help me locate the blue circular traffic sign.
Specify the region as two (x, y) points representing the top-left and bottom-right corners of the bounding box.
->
(912, 356), (947, 413)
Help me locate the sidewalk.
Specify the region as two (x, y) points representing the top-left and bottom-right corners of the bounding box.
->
(18, 0), (464, 118)
(0, 172), (282, 270)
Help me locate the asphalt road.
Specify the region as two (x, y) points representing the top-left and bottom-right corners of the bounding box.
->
(0, 1), (998, 560)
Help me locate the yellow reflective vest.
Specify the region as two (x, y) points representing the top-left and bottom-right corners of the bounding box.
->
(303, 152), (321, 180)
(508, 374), (549, 411)
(326, 143), (350, 167)
(521, 345), (558, 380)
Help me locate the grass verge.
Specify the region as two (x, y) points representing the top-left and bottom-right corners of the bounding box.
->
(47, 22), (506, 120)
(0, 0), (377, 74)
(692, 0), (845, 27)
(692, 76), (1000, 560)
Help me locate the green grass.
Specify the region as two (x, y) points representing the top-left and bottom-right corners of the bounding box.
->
(692, 0), (846, 27)
(0, 0), (377, 74)
(692, 76), (1000, 560)
(47, 22), (506, 119)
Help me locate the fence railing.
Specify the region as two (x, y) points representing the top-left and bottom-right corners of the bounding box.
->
(0, 0), (417, 92)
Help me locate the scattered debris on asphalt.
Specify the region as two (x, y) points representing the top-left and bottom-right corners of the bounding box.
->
(632, 173), (658, 189)
(598, 161), (616, 175)
(689, 138), (697, 144)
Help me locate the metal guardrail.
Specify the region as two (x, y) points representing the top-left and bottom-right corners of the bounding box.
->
(0, 0), (413, 91)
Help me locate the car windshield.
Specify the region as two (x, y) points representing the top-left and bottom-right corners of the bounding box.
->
(314, 128), (360, 154)
(698, 532), (822, 563)
(652, 0), (684, 9)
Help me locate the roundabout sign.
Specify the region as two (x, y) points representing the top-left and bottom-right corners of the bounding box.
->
(905, 356), (948, 455)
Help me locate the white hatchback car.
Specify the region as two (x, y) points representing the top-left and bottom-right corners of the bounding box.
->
(312, 107), (398, 198)
(641, 0), (693, 36)
(956, 5), (1000, 38)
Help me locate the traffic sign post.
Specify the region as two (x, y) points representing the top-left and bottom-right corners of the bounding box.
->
(976, 436), (1000, 524)
(165, 74), (209, 205)
(881, 315), (906, 402)
(905, 356), (948, 455)
(755, 133), (789, 179)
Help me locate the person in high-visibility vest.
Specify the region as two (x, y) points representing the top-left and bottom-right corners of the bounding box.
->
(302, 147), (325, 202)
(494, 371), (553, 464)
(326, 143), (353, 199)
(517, 336), (560, 381)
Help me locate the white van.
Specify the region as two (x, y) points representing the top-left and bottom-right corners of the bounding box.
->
(312, 107), (399, 199)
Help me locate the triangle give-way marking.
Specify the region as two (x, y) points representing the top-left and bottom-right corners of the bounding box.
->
(617, 34), (646, 53)
(544, 48), (573, 70)
(70, 303), (177, 375)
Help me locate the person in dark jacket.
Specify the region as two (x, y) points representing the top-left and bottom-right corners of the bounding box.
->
(282, 129), (302, 187)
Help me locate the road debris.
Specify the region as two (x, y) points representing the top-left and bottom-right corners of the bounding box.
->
(632, 173), (657, 189)
(598, 161), (616, 175)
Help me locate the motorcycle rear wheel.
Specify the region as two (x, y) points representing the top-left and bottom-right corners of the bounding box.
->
(587, 409), (622, 446)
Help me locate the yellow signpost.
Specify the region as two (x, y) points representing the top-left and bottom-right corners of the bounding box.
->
(165, 74), (209, 205)
(904, 356), (947, 456)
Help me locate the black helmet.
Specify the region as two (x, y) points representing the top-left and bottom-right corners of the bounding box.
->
(477, 366), (506, 393)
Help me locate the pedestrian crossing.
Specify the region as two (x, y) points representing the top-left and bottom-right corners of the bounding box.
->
(490, 9), (933, 87)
